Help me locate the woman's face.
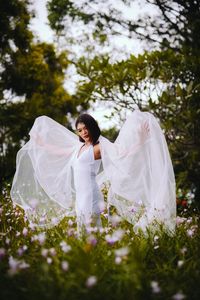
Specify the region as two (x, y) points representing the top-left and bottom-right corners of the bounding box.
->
(76, 122), (92, 143)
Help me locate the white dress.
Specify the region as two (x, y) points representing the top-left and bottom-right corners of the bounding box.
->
(72, 144), (103, 230)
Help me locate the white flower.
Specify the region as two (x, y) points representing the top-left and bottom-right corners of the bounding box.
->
(68, 219), (74, 226)
(151, 281), (161, 293)
(177, 260), (184, 268)
(5, 238), (10, 245)
(47, 257), (52, 264)
(109, 214), (122, 226)
(60, 241), (71, 253)
(86, 276), (97, 288)
(61, 261), (69, 271)
(105, 229), (125, 244)
(37, 232), (46, 245)
(172, 291), (185, 300)
(180, 247), (187, 254)
(154, 245), (159, 250)
(115, 256), (122, 264)
(115, 247), (129, 257)
(154, 235), (159, 242)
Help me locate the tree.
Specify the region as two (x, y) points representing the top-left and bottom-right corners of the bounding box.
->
(0, 0), (89, 186)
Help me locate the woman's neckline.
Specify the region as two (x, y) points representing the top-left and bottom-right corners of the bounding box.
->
(77, 144), (92, 159)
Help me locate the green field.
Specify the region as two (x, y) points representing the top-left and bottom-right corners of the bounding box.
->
(0, 187), (200, 300)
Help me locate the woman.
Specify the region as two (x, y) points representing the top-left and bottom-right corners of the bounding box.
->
(10, 109), (176, 234)
(73, 114), (103, 233)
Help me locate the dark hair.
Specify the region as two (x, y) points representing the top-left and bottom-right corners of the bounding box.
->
(75, 113), (101, 145)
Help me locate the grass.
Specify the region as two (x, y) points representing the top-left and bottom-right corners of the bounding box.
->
(0, 186), (200, 300)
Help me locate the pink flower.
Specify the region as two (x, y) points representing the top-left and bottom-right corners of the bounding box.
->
(61, 261), (69, 271)
(86, 276), (97, 288)
(22, 227), (28, 236)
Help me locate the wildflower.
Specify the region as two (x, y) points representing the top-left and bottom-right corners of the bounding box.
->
(28, 222), (36, 230)
(186, 229), (195, 237)
(102, 212), (108, 218)
(151, 281), (161, 293)
(0, 248), (6, 259)
(60, 241), (71, 253)
(67, 228), (75, 236)
(180, 247), (187, 255)
(41, 248), (49, 257)
(176, 217), (187, 225)
(86, 235), (97, 246)
(22, 227), (28, 236)
(177, 260), (184, 268)
(68, 219), (74, 226)
(49, 248), (56, 256)
(115, 256), (122, 264)
(186, 217), (192, 224)
(154, 245), (159, 250)
(115, 247), (129, 257)
(86, 276), (97, 288)
(109, 214), (122, 226)
(5, 238), (10, 245)
(105, 229), (125, 244)
(52, 217), (59, 226)
(17, 247), (25, 256)
(61, 261), (69, 271)
(154, 235), (159, 242)
(36, 232), (46, 245)
(19, 261), (30, 269)
(99, 227), (105, 234)
(47, 257), (52, 264)
(172, 291), (185, 300)
(8, 256), (29, 276)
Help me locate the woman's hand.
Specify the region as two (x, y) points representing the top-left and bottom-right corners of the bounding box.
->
(138, 120), (150, 144)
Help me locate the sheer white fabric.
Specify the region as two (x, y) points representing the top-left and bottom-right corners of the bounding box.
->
(98, 110), (176, 233)
(10, 109), (176, 232)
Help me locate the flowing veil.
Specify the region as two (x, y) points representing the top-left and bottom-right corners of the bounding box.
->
(98, 110), (176, 233)
(10, 109), (176, 232)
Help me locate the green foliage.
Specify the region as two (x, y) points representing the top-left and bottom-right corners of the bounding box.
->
(0, 0), (88, 186)
(0, 188), (200, 300)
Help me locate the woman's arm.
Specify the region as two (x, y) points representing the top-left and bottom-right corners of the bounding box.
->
(93, 143), (101, 160)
